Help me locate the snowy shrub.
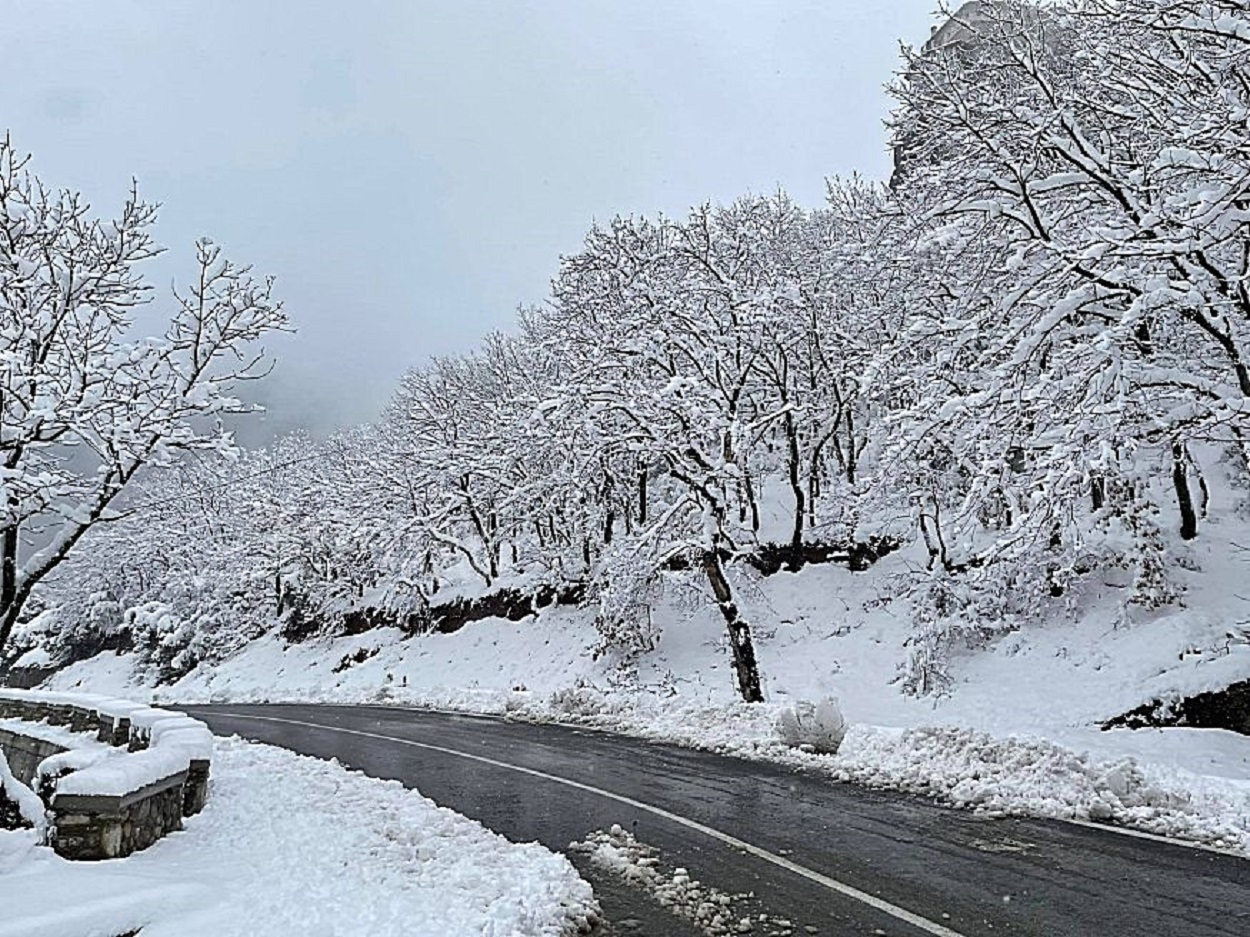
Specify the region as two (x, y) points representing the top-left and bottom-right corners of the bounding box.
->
(0, 603), (56, 668)
(126, 570), (271, 682)
(777, 697), (847, 754)
(587, 549), (663, 660)
(547, 682), (616, 721)
(44, 590), (130, 665)
(129, 602), (198, 682)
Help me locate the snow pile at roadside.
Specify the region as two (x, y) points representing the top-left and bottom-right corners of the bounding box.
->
(828, 725), (1250, 853)
(511, 687), (1250, 854)
(0, 736), (599, 937)
(571, 825), (774, 937)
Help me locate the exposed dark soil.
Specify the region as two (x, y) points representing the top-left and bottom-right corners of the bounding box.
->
(1103, 678), (1250, 736)
(290, 537), (898, 642)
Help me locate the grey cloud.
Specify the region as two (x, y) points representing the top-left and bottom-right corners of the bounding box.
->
(3, 0), (939, 440)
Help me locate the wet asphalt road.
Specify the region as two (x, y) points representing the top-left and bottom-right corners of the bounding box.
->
(183, 704), (1250, 937)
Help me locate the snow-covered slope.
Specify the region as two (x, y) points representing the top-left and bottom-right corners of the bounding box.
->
(45, 544), (1250, 854)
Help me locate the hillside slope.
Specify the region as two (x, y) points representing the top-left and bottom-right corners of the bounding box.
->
(44, 541), (1250, 854)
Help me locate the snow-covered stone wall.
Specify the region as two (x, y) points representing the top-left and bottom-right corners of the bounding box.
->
(0, 690), (213, 859)
(0, 726), (64, 787)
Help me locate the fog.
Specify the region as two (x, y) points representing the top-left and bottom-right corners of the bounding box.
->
(3, 0), (937, 445)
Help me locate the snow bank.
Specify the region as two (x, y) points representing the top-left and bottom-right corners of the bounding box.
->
(0, 736), (599, 937)
(829, 725), (1250, 853)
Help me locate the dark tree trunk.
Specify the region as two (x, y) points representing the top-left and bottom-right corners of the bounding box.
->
(1090, 473), (1105, 511)
(844, 410), (858, 485)
(784, 413), (805, 572)
(638, 468), (648, 525)
(1172, 441), (1198, 541)
(702, 549), (764, 703)
(0, 522), (18, 660)
(808, 471), (819, 528)
(742, 473), (761, 534)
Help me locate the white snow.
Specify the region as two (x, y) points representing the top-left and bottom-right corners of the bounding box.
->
(570, 825), (762, 936)
(12, 647), (52, 669)
(52, 745), (193, 798)
(0, 736), (599, 937)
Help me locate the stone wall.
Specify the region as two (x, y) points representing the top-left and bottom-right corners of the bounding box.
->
(0, 665), (59, 689)
(53, 774), (189, 859)
(0, 726), (66, 786)
(0, 691), (213, 860)
(0, 695), (114, 738)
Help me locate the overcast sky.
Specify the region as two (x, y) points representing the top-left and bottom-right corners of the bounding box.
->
(5, 0), (938, 443)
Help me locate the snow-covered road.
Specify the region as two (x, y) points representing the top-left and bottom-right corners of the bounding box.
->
(186, 703), (1250, 937)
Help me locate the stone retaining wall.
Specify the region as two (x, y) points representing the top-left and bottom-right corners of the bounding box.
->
(0, 726), (66, 786)
(0, 691), (213, 860)
(0, 664), (59, 689)
(53, 773), (189, 859)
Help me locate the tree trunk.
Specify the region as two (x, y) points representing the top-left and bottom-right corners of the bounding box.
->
(702, 549), (764, 703)
(1172, 441), (1198, 541)
(742, 473), (761, 534)
(783, 412), (805, 571)
(638, 468), (648, 525)
(844, 410), (857, 485)
(1090, 473), (1105, 511)
(0, 522), (18, 660)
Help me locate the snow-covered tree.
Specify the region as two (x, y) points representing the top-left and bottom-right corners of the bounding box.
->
(0, 137), (287, 658)
(877, 0), (1250, 690)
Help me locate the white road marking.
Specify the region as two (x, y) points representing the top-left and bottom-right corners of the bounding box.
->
(212, 710), (968, 937)
(1063, 818), (1245, 859)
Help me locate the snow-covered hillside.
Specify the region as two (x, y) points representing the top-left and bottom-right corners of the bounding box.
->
(45, 541), (1250, 855)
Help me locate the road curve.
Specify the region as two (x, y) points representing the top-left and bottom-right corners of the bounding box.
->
(183, 704), (1250, 937)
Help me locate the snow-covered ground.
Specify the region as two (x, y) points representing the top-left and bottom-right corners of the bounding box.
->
(0, 736), (598, 937)
(45, 548), (1250, 856)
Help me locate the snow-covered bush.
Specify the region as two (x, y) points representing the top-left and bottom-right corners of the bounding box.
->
(128, 602), (198, 683)
(41, 591), (130, 666)
(127, 572), (271, 682)
(777, 697), (847, 754)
